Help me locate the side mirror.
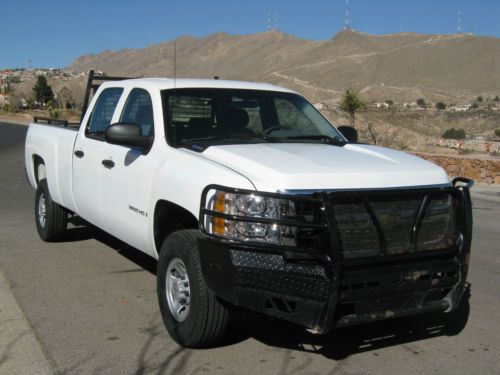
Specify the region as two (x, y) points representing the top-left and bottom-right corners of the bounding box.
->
(338, 126), (358, 143)
(105, 123), (151, 149)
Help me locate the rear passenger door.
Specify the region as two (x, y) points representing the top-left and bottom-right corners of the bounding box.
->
(98, 88), (160, 254)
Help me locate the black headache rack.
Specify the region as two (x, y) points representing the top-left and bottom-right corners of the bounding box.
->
(80, 69), (137, 122)
(198, 178), (473, 333)
(33, 116), (80, 128)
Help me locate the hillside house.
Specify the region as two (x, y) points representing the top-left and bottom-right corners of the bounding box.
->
(449, 104), (470, 112)
(369, 102), (389, 109)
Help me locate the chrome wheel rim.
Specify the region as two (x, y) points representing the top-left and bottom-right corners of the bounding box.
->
(38, 193), (47, 228)
(165, 258), (191, 322)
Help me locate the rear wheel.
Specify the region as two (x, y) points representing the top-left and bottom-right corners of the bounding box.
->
(157, 230), (230, 348)
(35, 179), (68, 241)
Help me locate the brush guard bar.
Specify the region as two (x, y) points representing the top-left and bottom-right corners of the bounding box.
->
(198, 178), (473, 333)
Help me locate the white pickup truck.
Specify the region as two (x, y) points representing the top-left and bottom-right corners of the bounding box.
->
(25, 72), (473, 348)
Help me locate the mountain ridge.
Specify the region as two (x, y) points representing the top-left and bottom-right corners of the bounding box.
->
(68, 29), (500, 103)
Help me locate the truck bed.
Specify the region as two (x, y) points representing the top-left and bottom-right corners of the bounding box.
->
(25, 122), (79, 212)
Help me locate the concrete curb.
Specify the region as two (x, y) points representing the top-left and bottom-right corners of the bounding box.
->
(0, 268), (54, 375)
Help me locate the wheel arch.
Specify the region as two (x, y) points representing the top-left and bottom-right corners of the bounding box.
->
(33, 154), (45, 185)
(153, 200), (199, 256)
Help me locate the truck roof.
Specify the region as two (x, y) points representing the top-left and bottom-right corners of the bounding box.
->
(99, 78), (298, 94)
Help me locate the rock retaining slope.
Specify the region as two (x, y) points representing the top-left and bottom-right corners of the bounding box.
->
(414, 153), (500, 185)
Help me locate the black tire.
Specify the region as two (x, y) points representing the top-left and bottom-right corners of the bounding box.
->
(157, 230), (229, 348)
(35, 179), (68, 241)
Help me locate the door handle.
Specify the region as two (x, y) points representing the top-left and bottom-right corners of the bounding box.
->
(101, 159), (115, 169)
(74, 150), (84, 158)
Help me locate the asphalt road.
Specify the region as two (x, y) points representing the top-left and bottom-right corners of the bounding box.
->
(0, 122), (499, 375)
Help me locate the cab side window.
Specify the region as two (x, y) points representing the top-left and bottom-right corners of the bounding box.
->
(86, 88), (123, 139)
(120, 89), (155, 136)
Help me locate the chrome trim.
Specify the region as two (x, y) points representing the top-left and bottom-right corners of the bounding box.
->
(277, 183), (453, 195)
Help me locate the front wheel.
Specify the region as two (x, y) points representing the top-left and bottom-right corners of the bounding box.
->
(157, 230), (230, 348)
(35, 179), (68, 241)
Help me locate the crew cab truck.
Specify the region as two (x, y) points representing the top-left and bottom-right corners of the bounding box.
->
(25, 71), (473, 348)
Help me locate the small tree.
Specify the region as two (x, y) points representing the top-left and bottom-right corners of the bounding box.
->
(57, 86), (73, 109)
(339, 89), (365, 128)
(469, 102), (478, 110)
(4, 82), (14, 94)
(416, 98), (426, 107)
(435, 102), (446, 110)
(385, 99), (394, 108)
(32, 75), (54, 105)
(367, 122), (378, 145)
(494, 96), (499, 102)
(477, 96), (483, 102)
(495, 129), (500, 137)
(442, 128), (466, 139)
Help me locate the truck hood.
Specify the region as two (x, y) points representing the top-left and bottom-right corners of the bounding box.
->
(196, 143), (450, 191)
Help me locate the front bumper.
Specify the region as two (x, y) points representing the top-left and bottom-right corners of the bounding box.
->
(198, 178), (473, 333)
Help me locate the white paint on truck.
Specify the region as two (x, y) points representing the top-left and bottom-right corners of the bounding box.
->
(25, 78), (450, 259)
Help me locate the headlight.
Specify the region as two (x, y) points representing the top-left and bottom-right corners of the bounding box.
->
(418, 193), (456, 251)
(203, 189), (297, 245)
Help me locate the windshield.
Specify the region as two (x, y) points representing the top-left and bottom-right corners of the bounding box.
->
(161, 88), (346, 147)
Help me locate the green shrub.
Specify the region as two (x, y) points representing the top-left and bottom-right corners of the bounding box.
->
(442, 128), (466, 139)
(435, 102), (446, 110)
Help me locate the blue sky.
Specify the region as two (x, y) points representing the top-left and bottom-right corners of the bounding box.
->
(1, 0), (499, 68)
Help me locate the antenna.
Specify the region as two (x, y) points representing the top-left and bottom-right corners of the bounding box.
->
(174, 40), (177, 84)
(344, 0), (350, 30)
(457, 9), (462, 34)
(267, 11), (278, 31)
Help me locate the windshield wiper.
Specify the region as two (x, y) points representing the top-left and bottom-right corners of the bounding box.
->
(275, 135), (346, 146)
(178, 135), (283, 151)
(180, 135), (276, 143)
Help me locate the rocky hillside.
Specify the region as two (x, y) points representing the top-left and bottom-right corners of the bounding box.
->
(69, 29), (500, 103)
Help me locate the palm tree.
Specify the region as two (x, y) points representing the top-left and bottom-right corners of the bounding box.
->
(339, 89), (365, 128)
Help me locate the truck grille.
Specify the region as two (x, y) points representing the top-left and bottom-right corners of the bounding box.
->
(331, 192), (457, 259)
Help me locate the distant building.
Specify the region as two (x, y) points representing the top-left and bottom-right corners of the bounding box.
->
(369, 102), (389, 109)
(403, 102), (418, 109)
(449, 104), (470, 112)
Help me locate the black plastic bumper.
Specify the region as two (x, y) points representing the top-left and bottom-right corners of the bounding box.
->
(198, 179), (473, 333)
